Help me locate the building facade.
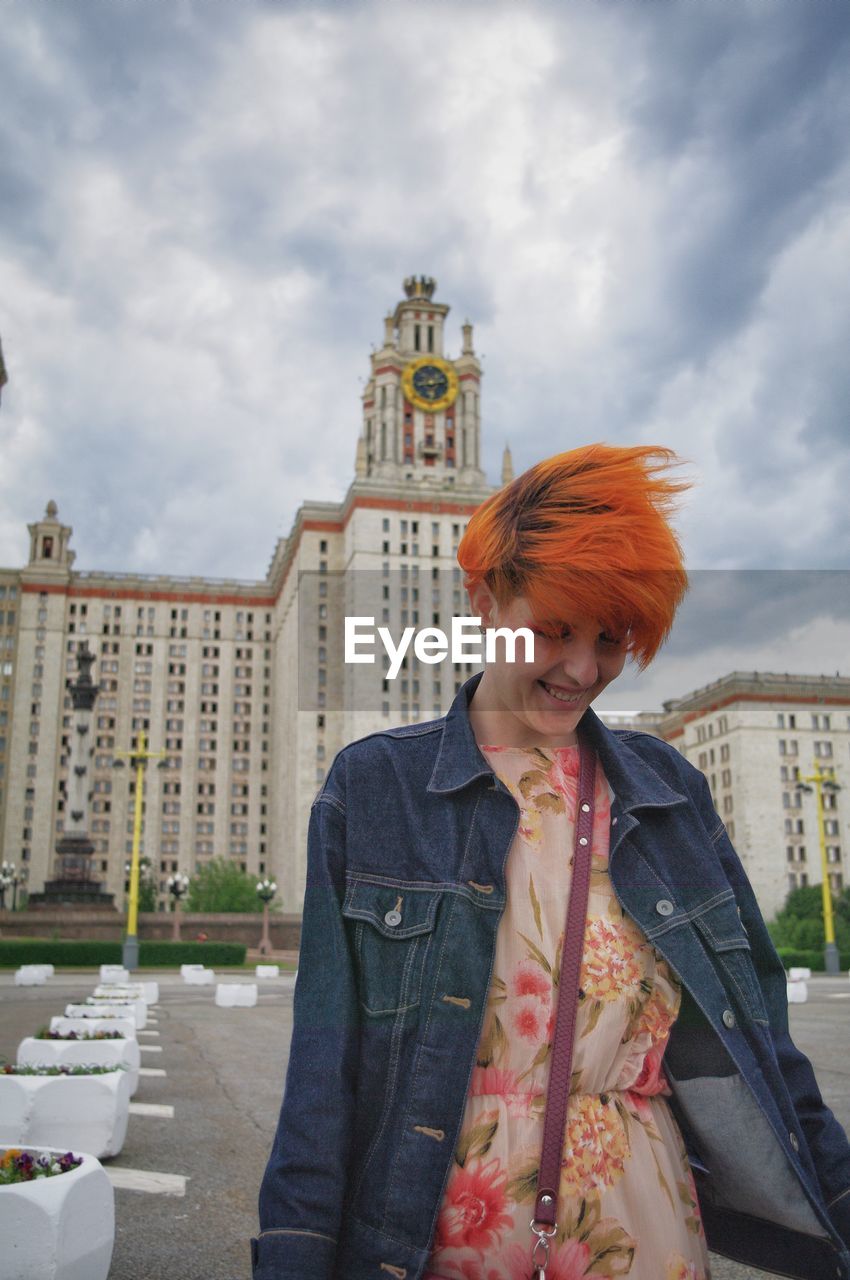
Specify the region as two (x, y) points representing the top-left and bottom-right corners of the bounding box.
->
(659, 672), (850, 920)
(0, 279), (500, 912)
(2, 282), (848, 924)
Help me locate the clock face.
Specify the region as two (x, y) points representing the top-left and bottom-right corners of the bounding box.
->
(402, 356), (459, 412)
(412, 364), (449, 402)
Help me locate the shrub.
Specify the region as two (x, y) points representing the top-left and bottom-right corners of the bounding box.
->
(0, 939), (246, 968)
(776, 947), (850, 971)
(186, 858), (265, 913)
(138, 941), (245, 966)
(770, 885), (850, 956)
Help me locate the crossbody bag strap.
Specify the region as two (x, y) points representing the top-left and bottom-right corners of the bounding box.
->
(529, 738), (597, 1278)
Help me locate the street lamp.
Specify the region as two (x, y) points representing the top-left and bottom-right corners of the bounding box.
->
(167, 873), (190, 942)
(0, 860), (14, 910)
(256, 878), (277, 957)
(795, 762), (844, 975)
(112, 730), (168, 971)
(11, 864), (27, 911)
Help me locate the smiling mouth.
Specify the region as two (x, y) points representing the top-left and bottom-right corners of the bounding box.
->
(538, 680), (585, 705)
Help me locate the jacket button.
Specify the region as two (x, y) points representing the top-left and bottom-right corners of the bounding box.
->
(789, 1132), (800, 1152)
(384, 910), (402, 927)
(722, 1009), (736, 1029)
(655, 899), (674, 916)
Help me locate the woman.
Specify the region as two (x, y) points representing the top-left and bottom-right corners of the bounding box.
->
(253, 444), (850, 1280)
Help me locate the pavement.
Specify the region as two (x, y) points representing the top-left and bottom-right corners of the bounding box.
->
(1, 970), (849, 1280)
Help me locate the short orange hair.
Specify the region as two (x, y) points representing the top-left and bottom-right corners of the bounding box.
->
(457, 443), (690, 670)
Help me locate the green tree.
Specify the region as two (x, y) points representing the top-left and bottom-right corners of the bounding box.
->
(769, 884), (850, 953)
(125, 855), (157, 913)
(185, 858), (264, 913)
(138, 873), (157, 913)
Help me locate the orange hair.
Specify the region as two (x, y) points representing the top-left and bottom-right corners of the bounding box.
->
(457, 444), (691, 670)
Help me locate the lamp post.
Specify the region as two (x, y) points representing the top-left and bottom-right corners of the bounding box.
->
(112, 730), (167, 971)
(256, 878), (277, 956)
(796, 762), (844, 975)
(167, 873), (190, 942)
(0, 860), (13, 910)
(11, 864), (27, 911)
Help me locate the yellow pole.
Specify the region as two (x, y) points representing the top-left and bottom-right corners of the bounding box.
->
(115, 729), (167, 970)
(815, 764), (836, 949)
(126, 731), (147, 944)
(800, 759), (840, 975)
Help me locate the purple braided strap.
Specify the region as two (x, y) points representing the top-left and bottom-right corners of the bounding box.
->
(532, 738), (597, 1232)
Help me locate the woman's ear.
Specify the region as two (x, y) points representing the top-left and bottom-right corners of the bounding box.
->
(467, 580), (498, 629)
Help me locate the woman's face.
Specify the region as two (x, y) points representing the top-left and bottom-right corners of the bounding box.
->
(467, 584), (628, 747)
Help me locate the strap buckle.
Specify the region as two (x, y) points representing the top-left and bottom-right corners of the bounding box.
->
(529, 1217), (557, 1278)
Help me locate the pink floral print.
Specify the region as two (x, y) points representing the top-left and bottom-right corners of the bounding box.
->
(427, 746), (709, 1280)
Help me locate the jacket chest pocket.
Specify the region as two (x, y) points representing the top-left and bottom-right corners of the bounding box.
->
(342, 879), (440, 1018)
(692, 896), (768, 1024)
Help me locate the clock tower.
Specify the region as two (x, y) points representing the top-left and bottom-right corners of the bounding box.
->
(357, 276), (486, 490)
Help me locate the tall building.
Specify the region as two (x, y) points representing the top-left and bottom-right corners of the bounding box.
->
(659, 671), (850, 920)
(0, 279), (500, 911)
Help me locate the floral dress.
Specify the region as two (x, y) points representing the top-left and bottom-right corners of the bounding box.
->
(425, 745), (710, 1280)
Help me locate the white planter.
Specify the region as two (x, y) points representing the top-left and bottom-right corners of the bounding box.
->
(65, 1001), (146, 1030)
(215, 983), (258, 1007)
(95, 980), (159, 1005)
(184, 968), (215, 985)
(17, 1037), (141, 1098)
(14, 967), (46, 987)
(787, 979), (808, 1003)
(0, 1147), (114, 1280)
(0, 1071), (130, 1160)
(50, 1016), (136, 1041)
(99, 965), (129, 984)
(788, 966), (812, 981)
(92, 984), (147, 1005)
(255, 965), (280, 978)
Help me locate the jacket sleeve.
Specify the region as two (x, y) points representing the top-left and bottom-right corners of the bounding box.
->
(252, 785), (359, 1279)
(691, 769), (850, 1244)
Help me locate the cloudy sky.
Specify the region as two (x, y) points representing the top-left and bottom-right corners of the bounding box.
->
(1, 0), (848, 710)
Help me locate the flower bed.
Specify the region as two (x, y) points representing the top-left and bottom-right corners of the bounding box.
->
(35, 1028), (124, 1040)
(92, 984), (146, 1001)
(18, 1037), (140, 1097)
(84, 995), (148, 1028)
(64, 1000), (146, 1030)
(50, 1016), (136, 1040)
(0, 1146), (113, 1280)
(0, 1068), (130, 1159)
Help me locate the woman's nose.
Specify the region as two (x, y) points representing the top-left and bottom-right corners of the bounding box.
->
(558, 640), (598, 689)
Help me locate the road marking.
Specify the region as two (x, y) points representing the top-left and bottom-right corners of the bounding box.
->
(828, 993), (850, 999)
(139, 1067), (167, 1077)
(140, 1044), (163, 1053)
(106, 1167), (186, 1196)
(139, 1029), (160, 1037)
(147, 1019), (159, 1025)
(129, 1102), (174, 1118)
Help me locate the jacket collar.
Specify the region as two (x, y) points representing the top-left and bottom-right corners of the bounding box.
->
(429, 672), (688, 814)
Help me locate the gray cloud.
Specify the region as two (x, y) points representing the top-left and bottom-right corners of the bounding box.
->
(0, 0), (848, 611)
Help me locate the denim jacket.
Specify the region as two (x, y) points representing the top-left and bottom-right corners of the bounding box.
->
(253, 673), (850, 1280)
